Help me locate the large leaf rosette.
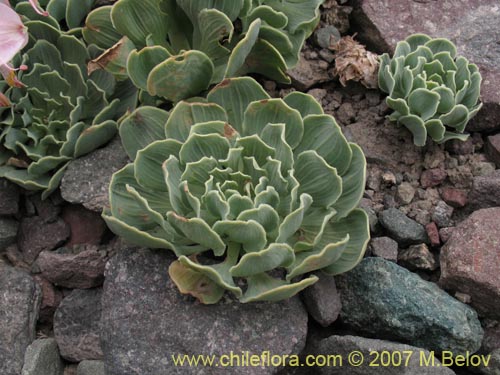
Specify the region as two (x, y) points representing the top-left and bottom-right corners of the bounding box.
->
(103, 77), (369, 303)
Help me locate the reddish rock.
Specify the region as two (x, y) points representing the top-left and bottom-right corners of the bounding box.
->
(440, 208), (500, 318)
(28, 194), (61, 223)
(36, 245), (111, 289)
(421, 169), (447, 188)
(352, 0), (500, 132)
(62, 205), (107, 247)
(425, 222), (440, 247)
(369, 236), (398, 262)
(0, 178), (20, 215)
(440, 187), (468, 208)
(439, 227), (455, 244)
(486, 134), (500, 168)
(18, 216), (70, 264)
(33, 275), (63, 324)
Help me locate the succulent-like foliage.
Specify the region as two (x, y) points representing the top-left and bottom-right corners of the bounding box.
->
(82, 0), (323, 102)
(378, 34), (482, 146)
(103, 77), (369, 303)
(0, 4), (137, 197)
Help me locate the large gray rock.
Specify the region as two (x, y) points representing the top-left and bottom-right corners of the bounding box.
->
(352, 0), (500, 132)
(0, 264), (42, 375)
(22, 338), (64, 375)
(440, 208), (500, 319)
(310, 335), (455, 374)
(336, 257), (483, 355)
(379, 208), (429, 246)
(60, 137), (129, 212)
(0, 217), (18, 250)
(102, 247), (308, 375)
(77, 360), (105, 375)
(53, 288), (103, 362)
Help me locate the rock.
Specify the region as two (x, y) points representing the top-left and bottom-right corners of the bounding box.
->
(425, 222), (440, 247)
(22, 338), (64, 375)
(0, 217), (18, 250)
(432, 201), (454, 228)
(0, 264), (42, 375)
(455, 292), (472, 305)
(440, 208), (500, 319)
(359, 199), (379, 233)
(63, 365), (77, 375)
(54, 288), (103, 362)
(440, 187), (468, 208)
(322, 1), (352, 33)
(61, 205), (107, 247)
(421, 169), (447, 189)
(352, 0), (500, 132)
(0, 178), (20, 215)
(3, 244), (30, 271)
(446, 138), (475, 156)
(468, 170), (500, 210)
(478, 349), (500, 375)
(33, 276), (63, 324)
(307, 88), (327, 103)
(379, 208), (429, 246)
(336, 102), (356, 125)
(313, 26), (340, 49)
(37, 245), (109, 289)
(77, 361), (105, 375)
(288, 54), (332, 92)
(18, 216), (70, 264)
(102, 247), (308, 375)
(486, 134), (500, 168)
(398, 244), (437, 271)
(382, 171), (397, 186)
(301, 272), (341, 327)
(439, 227), (455, 244)
(397, 182), (415, 205)
(28, 195), (61, 223)
(472, 161), (496, 177)
(60, 137), (129, 212)
(336, 257), (483, 354)
(369, 236), (398, 262)
(310, 335), (455, 375)
(483, 324), (500, 353)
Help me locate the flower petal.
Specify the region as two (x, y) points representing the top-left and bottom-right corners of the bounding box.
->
(0, 3), (28, 65)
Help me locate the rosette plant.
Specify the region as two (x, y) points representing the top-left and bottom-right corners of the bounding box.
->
(378, 34), (482, 146)
(0, 3), (137, 197)
(82, 0), (323, 102)
(103, 77), (369, 303)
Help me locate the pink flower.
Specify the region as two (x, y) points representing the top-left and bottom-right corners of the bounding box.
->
(0, 2), (29, 66)
(0, 63), (27, 87)
(28, 0), (48, 16)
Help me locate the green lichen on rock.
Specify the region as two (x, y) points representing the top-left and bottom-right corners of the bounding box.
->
(0, 4), (137, 198)
(83, 0), (323, 102)
(103, 77), (369, 303)
(378, 34), (482, 146)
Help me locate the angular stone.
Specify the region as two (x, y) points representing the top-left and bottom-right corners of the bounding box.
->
(336, 257), (483, 354)
(288, 53), (332, 91)
(439, 227), (455, 244)
(472, 161), (496, 177)
(37, 245), (109, 289)
(440, 187), (468, 208)
(54, 288), (103, 362)
(468, 170), (500, 210)
(18, 216), (70, 264)
(478, 349), (500, 375)
(102, 247), (308, 375)
(425, 222), (440, 247)
(60, 137), (129, 212)
(0, 178), (20, 215)
(432, 201), (454, 228)
(446, 138), (475, 156)
(369, 236), (398, 262)
(0, 264), (42, 375)
(301, 272), (341, 327)
(397, 182), (415, 205)
(421, 169), (447, 189)
(0, 217), (19, 250)
(353, 0), (500, 132)
(398, 244), (437, 271)
(483, 324), (500, 353)
(486, 134), (500, 168)
(313, 26), (340, 49)
(310, 335), (454, 375)
(440, 208), (500, 319)
(77, 361), (105, 375)
(379, 208), (429, 246)
(61, 205), (107, 247)
(22, 338), (64, 375)
(28, 194), (61, 223)
(33, 276), (63, 324)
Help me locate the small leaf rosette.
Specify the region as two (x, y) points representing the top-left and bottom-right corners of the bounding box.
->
(378, 34), (482, 146)
(0, 3), (137, 198)
(103, 77), (369, 304)
(83, 0), (323, 102)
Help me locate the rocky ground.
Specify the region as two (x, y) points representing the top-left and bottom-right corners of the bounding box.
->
(1, 1), (500, 374)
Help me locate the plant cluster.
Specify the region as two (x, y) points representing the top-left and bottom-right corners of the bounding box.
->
(378, 34), (482, 146)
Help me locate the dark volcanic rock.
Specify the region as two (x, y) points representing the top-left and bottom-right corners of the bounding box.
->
(33, 276), (63, 324)
(468, 170), (500, 210)
(352, 0), (500, 131)
(60, 137), (129, 212)
(0, 178), (20, 215)
(486, 134), (500, 168)
(0, 217), (18, 250)
(53, 288), (103, 362)
(0, 264), (42, 375)
(101, 247), (308, 375)
(379, 208), (429, 246)
(62, 205), (107, 247)
(336, 257), (483, 354)
(440, 208), (500, 319)
(398, 244), (437, 272)
(301, 272), (341, 327)
(18, 216), (69, 264)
